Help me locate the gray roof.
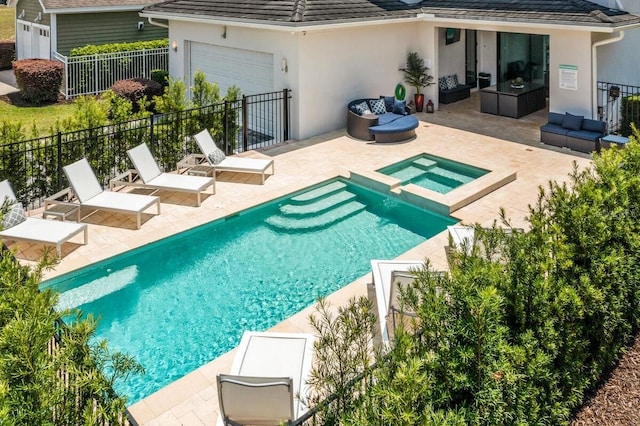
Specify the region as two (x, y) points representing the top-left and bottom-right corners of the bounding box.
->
(43, 0), (159, 11)
(142, 0), (640, 28)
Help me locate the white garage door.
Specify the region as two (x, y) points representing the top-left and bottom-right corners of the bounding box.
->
(189, 42), (275, 148)
(189, 42), (273, 96)
(16, 21), (50, 60)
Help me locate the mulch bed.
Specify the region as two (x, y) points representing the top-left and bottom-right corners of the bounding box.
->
(571, 333), (640, 425)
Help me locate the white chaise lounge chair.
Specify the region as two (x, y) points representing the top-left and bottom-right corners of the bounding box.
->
(109, 143), (215, 207)
(62, 158), (161, 229)
(217, 331), (315, 426)
(370, 259), (423, 347)
(188, 129), (274, 184)
(0, 180), (87, 257)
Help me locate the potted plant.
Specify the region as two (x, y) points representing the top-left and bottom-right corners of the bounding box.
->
(403, 51), (434, 112)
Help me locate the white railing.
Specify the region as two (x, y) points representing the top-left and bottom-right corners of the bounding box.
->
(54, 48), (169, 99)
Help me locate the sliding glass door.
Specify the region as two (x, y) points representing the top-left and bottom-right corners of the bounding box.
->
(498, 32), (549, 86)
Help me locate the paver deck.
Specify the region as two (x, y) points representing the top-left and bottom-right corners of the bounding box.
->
(11, 98), (593, 425)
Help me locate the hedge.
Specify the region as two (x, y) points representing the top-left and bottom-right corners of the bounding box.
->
(69, 39), (168, 57)
(12, 59), (63, 104)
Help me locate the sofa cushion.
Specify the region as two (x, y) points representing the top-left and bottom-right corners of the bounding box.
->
(354, 101), (372, 116)
(562, 113), (583, 131)
(377, 112), (404, 126)
(445, 75), (458, 90)
(548, 112), (565, 126)
(438, 77), (447, 91)
(369, 115), (419, 134)
(582, 118), (605, 134)
(567, 129), (602, 142)
(540, 123), (570, 136)
(392, 99), (407, 115)
(369, 98), (387, 115)
(381, 96), (395, 112)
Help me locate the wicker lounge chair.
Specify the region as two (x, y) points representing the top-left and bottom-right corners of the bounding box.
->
(217, 331), (315, 425)
(185, 129), (274, 184)
(63, 158), (161, 229)
(0, 180), (88, 257)
(110, 143), (215, 207)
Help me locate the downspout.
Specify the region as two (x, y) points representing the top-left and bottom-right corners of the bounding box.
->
(146, 17), (169, 29)
(592, 31), (623, 119)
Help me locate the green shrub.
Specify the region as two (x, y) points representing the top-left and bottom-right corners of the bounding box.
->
(0, 40), (14, 70)
(69, 39), (168, 56)
(151, 69), (169, 87)
(12, 59), (63, 104)
(110, 78), (162, 112)
(620, 94), (640, 137)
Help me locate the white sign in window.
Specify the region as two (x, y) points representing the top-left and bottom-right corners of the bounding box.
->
(559, 64), (578, 90)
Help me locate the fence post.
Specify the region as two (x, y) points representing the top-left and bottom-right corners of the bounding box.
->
(56, 132), (63, 191)
(149, 114), (155, 155)
(242, 95), (249, 152)
(223, 101), (229, 154)
(283, 88), (289, 142)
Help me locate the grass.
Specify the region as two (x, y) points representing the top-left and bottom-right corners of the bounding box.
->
(0, 100), (76, 135)
(0, 5), (15, 41)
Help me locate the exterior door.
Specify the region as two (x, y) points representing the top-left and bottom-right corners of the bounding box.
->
(465, 29), (477, 88)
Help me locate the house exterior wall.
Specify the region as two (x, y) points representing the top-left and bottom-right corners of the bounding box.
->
(596, 29), (640, 86)
(437, 27), (466, 83)
(14, 0), (48, 26)
(169, 20), (434, 140)
(56, 12), (167, 55)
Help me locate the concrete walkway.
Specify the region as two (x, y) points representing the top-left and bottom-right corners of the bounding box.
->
(0, 69), (17, 95)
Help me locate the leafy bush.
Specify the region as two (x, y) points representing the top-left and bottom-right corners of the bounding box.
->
(12, 59), (63, 104)
(151, 69), (169, 87)
(620, 94), (640, 137)
(0, 249), (143, 424)
(0, 40), (14, 70)
(309, 131), (640, 424)
(110, 78), (162, 112)
(69, 39), (168, 56)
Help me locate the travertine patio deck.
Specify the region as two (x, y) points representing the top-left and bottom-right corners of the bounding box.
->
(12, 98), (593, 425)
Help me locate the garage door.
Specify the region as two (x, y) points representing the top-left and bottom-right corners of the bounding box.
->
(189, 43), (273, 96)
(189, 43), (275, 148)
(16, 21), (50, 60)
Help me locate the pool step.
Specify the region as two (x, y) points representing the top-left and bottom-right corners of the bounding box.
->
(391, 165), (430, 182)
(413, 157), (438, 170)
(289, 181), (347, 204)
(266, 200), (366, 232)
(280, 191), (357, 216)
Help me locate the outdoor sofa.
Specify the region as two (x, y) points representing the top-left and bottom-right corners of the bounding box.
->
(438, 74), (472, 105)
(540, 112), (606, 153)
(347, 97), (419, 143)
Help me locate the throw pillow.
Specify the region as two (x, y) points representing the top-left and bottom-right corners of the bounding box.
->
(562, 112), (584, 131)
(392, 99), (407, 115)
(381, 96), (395, 112)
(445, 75), (458, 90)
(2, 202), (26, 230)
(438, 77), (448, 91)
(369, 98), (387, 115)
(452, 74), (459, 86)
(207, 147), (226, 165)
(355, 101), (372, 115)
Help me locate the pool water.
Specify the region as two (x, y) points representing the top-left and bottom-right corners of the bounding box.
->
(378, 153), (489, 193)
(43, 178), (456, 404)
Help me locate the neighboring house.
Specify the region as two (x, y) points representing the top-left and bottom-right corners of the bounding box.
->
(10, 0), (167, 59)
(140, 0), (640, 141)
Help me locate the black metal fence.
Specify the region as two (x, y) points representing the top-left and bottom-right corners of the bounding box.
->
(597, 81), (640, 135)
(0, 89), (291, 209)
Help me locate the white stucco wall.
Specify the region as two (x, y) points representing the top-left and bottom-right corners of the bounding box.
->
(296, 22), (436, 139)
(437, 27), (466, 82)
(477, 31), (497, 86)
(596, 29), (640, 86)
(546, 29), (594, 118)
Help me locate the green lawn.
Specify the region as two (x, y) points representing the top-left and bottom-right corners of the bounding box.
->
(0, 5), (15, 41)
(0, 101), (76, 135)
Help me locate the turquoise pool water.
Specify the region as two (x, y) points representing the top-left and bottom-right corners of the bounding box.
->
(378, 153), (489, 193)
(43, 178), (456, 404)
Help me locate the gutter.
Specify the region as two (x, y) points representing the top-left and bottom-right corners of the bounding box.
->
(146, 17), (168, 29)
(591, 31), (624, 119)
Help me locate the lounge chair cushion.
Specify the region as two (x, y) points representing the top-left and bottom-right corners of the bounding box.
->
(2, 202), (27, 229)
(208, 146), (226, 165)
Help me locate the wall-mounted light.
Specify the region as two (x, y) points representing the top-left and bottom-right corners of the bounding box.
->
(171, 40), (178, 52)
(18, 10), (25, 19)
(609, 85), (620, 99)
(281, 58), (288, 73)
(221, 26), (227, 39)
(34, 12), (42, 22)
(137, 21), (144, 31)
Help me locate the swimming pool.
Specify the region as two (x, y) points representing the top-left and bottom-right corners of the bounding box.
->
(378, 153), (489, 193)
(43, 178), (456, 404)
